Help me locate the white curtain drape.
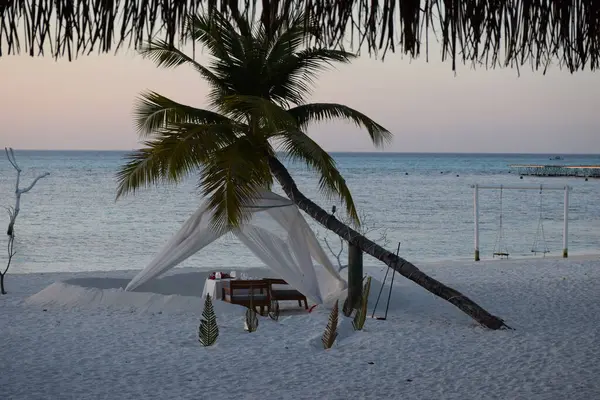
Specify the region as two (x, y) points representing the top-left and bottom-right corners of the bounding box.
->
(125, 191), (346, 305)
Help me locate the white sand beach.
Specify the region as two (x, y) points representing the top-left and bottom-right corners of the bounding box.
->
(2, 256), (600, 400)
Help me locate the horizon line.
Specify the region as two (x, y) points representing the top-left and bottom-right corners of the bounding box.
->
(6, 149), (600, 156)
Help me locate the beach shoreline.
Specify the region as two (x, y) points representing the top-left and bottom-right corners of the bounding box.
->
(6, 249), (600, 277)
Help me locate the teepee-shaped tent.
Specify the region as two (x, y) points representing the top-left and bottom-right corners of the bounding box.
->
(125, 191), (346, 305)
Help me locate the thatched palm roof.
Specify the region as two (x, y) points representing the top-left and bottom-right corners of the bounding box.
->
(1, 1), (598, 72)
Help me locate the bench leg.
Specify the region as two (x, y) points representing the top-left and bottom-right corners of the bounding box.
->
(297, 300), (302, 307)
(303, 299), (308, 310)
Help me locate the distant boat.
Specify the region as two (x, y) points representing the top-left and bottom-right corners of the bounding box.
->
(549, 156), (563, 160)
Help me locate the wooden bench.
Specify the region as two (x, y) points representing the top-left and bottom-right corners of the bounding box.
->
(263, 278), (308, 310)
(222, 280), (272, 315)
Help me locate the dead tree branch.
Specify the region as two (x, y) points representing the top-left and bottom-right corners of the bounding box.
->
(317, 208), (390, 272)
(2, 148), (49, 294)
(1, 213), (16, 294)
(5, 147), (49, 236)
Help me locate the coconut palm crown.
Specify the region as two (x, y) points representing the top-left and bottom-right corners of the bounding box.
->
(116, 11), (391, 232)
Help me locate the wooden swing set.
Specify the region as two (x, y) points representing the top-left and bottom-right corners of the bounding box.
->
(472, 184), (571, 261)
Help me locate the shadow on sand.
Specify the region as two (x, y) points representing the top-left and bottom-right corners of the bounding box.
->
(65, 267), (272, 297)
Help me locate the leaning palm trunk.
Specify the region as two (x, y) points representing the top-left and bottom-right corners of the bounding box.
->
(268, 157), (508, 330)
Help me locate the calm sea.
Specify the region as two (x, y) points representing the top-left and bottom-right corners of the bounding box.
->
(1, 151), (599, 274)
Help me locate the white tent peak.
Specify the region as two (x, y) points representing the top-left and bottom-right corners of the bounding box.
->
(125, 191), (346, 305)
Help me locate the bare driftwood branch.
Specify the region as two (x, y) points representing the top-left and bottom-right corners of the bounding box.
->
(1, 217), (16, 294)
(5, 147), (50, 236)
(1, 1), (599, 72)
(317, 208), (390, 272)
(2, 148), (49, 294)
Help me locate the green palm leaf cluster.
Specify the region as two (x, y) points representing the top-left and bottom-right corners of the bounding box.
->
(244, 307), (259, 333)
(352, 276), (372, 331)
(245, 290), (259, 333)
(322, 299), (339, 349)
(199, 294), (219, 346)
(116, 10), (391, 232)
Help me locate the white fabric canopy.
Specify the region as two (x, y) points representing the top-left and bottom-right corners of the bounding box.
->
(125, 191), (346, 305)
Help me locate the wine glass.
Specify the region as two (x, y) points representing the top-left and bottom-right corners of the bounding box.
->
(230, 270), (237, 279)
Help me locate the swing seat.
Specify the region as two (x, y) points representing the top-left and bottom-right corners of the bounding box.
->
(493, 252), (509, 257)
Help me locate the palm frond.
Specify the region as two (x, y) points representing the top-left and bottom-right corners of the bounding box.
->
(139, 39), (226, 90)
(263, 12), (319, 64)
(185, 14), (272, 106)
(199, 294), (219, 346)
(268, 48), (356, 106)
(219, 95), (298, 134)
(186, 13), (243, 64)
(134, 91), (235, 137)
(116, 147), (169, 199)
(116, 123), (241, 199)
(199, 138), (273, 233)
(276, 130), (360, 225)
(322, 299), (339, 349)
(352, 276), (371, 331)
(244, 292), (259, 332)
(288, 103), (392, 148)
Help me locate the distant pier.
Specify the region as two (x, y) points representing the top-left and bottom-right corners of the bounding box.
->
(509, 164), (600, 178)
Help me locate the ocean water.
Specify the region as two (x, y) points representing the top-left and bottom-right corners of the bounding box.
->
(1, 151), (599, 274)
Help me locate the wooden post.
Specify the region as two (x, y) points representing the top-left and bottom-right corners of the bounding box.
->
(563, 186), (569, 258)
(474, 184), (480, 261)
(348, 243), (363, 309)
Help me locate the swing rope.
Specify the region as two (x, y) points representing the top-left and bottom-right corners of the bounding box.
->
(371, 242), (400, 320)
(532, 186), (550, 255)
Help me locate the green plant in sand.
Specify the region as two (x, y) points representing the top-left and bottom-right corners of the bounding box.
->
(352, 276), (372, 331)
(322, 299), (339, 349)
(199, 294), (219, 346)
(245, 295), (259, 333)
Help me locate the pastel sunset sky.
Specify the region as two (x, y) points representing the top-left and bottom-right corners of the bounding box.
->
(1, 41), (598, 153)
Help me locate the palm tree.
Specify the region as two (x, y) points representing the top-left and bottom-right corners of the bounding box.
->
(115, 11), (508, 330)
